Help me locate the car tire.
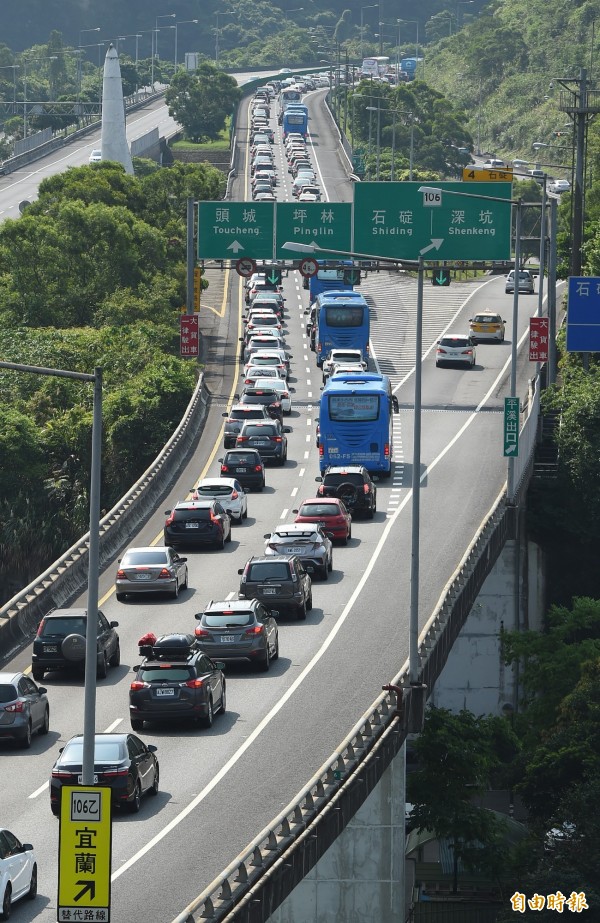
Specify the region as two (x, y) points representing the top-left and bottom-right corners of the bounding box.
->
(297, 600), (307, 621)
(217, 532), (225, 551)
(225, 523), (233, 543)
(109, 643), (120, 668)
(201, 697), (214, 729)
(342, 533), (349, 546)
(32, 666), (44, 682)
(272, 633), (280, 659)
(128, 780), (142, 813)
(131, 718), (144, 732)
(259, 645), (271, 672)
(368, 503), (375, 520)
(1, 883), (11, 920)
(243, 507), (248, 520)
(97, 653), (108, 680)
(220, 683), (227, 715)
(328, 554), (333, 572)
(27, 865), (37, 901)
(21, 721), (32, 750)
(306, 592), (313, 611)
(182, 568), (189, 590)
(39, 706), (50, 736)
(116, 593), (126, 602)
(321, 564), (329, 581)
(149, 764), (159, 796)
(172, 579), (179, 600)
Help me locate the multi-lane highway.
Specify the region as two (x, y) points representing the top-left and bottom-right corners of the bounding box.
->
(0, 82), (540, 922)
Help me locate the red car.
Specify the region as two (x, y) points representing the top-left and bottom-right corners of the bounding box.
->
(293, 498), (352, 544)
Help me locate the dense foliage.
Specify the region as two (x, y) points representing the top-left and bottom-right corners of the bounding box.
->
(0, 160), (225, 604)
(166, 64), (241, 142)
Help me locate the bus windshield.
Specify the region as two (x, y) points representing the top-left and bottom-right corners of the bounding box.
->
(325, 306), (365, 328)
(329, 393), (380, 422)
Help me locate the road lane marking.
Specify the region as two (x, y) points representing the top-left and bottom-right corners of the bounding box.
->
(291, 487), (298, 497)
(280, 508), (289, 519)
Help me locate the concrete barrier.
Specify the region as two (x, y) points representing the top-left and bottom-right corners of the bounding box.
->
(0, 373), (210, 662)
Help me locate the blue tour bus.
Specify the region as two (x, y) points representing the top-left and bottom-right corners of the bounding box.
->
(318, 373), (399, 475)
(282, 108), (308, 139)
(314, 291), (370, 367)
(308, 261), (354, 301)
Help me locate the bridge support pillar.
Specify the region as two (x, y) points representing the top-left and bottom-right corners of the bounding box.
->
(268, 746), (406, 923)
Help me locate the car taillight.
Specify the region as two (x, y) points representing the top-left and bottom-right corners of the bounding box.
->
(319, 445), (324, 457)
(130, 681), (149, 691)
(185, 678), (204, 689)
(165, 511), (175, 526)
(363, 484), (370, 494)
(255, 464), (263, 471)
(158, 568), (172, 580)
(437, 348), (447, 354)
(245, 625), (264, 636)
(102, 769), (129, 778)
(52, 770), (75, 779)
(36, 618), (46, 637)
(237, 436), (248, 443)
(195, 628), (210, 638)
(384, 443), (390, 458)
(116, 569), (128, 580)
(272, 436), (283, 443)
(463, 349), (473, 355)
(221, 465), (229, 473)
(5, 701), (24, 712)
(231, 490), (239, 499)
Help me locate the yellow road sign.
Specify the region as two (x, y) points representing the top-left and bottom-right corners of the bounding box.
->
(463, 167), (513, 182)
(58, 785), (112, 922)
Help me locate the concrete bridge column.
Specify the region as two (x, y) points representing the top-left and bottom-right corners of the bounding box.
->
(269, 747), (406, 923)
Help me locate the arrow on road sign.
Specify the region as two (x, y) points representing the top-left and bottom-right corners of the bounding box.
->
(267, 270), (281, 285)
(344, 269), (361, 285)
(419, 238), (444, 256)
(432, 268), (451, 286)
(504, 444), (518, 455)
(227, 240), (244, 254)
(74, 880), (96, 902)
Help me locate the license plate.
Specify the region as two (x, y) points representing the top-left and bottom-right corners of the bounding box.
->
(221, 635), (236, 643)
(262, 587), (277, 595)
(135, 573), (153, 580)
(237, 467), (247, 473)
(44, 645), (58, 653)
(185, 522), (200, 529)
(156, 688), (175, 697)
(286, 547), (304, 554)
(78, 774), (98, 784)
(254, 441), (268, 446)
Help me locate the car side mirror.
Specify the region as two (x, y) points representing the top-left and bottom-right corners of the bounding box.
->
(133, 664), (141, 672)
(179, 557), (188, 563)
(270, 610), (280, 619)
(283, 427), (291, 433)
(304, 308), (311, 315)
(392, 396), (399, 413)
(20, 844), (33, 853)
(38, 687), (47, 695)
(148, 745), (158, 753)
(110, 621), (119, 628)
(292, 508), (299, 514)
(315, 476), (323, 482)
(237, 568), (244, 574)
(214, 661), (226, 671)
(326, 532), (335, 539)
(221, 412), (228, 418)
(263, 533), (271, 539)
(468, 318), (472, 323)
(372, 475), (379, 482)
(194, 612), (202, 620)
(218, 457), (223, 463)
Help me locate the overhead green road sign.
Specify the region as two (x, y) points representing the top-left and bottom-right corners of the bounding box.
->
(275, 202), (352, 260)
(353, 182), (512, 261)
(198, 202), (274, 260)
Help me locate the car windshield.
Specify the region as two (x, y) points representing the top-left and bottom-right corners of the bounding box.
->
(473, 315), (499, 324)
(195, 485), (232, 497)
(62, 740), (124, 763)
(139, 666), (193, 682)
(203, 612), (254, 627)
(41, 617), (87, 636)
(0, 684), (18, 703)
(122, 550), (169, 565)
(323, 473), (364, 486)
(248, 561), (291, 580)
(298, 504), (339, 517)
(226, 453), (259, 465)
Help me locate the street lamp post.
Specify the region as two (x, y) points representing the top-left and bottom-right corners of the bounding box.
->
(398, 20), (419, 77)
(155, 13), (175, 61)
(215, 11), (236, 64)
(174, 20), (198, 69)
(0, 64), (20, 110)
(78, 27), (100, 100)
(361, 4), (378, 59)
(22, 55), (58, 139)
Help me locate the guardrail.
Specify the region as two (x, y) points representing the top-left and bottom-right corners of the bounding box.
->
(0, 374), (210, 662)
(171, 375), (542, 923)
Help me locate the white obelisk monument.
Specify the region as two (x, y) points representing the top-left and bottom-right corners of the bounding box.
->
(101, 43), (133, 174)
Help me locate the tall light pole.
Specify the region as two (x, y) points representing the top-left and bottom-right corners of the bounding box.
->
(155, 13), (175, 61)
(360, 4), (377, 59)
(78, 27), (100, 100)
(0, 64), (20, 109)
(22, 55), (57, 139)
(456, 0), (475, 30)
(215, 11), (235, 64)
(174, 19), (198, 69)
(398, 19), (419, 77)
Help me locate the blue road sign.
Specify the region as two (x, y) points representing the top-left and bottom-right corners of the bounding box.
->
(566, 276), (600, 352)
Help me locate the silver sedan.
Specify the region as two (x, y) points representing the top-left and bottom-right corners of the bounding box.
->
(115, 547), (188, 600)
(264, 524), (333, 580)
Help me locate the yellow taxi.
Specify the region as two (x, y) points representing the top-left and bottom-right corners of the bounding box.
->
(469, 312), (506, 343)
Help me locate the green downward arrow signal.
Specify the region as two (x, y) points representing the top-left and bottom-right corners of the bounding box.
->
(267, 269), (281, 285)
(432, 269), (451, 287)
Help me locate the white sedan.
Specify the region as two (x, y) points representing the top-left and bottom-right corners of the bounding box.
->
(243, 376), (293, 414)
(190, 478), (248, 523)
(0, 829), (37, 916)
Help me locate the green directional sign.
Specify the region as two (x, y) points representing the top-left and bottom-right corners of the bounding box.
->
(275, 202), (352, 261)
(197, 201), (274, 260)
(503, 397), (520, 457)
(432, 268), (451, 286)
(353, 182), (512, 262)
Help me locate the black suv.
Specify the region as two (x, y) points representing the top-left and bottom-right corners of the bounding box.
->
(164, 499), (232, 549)
(219, 449), (266, 491)
(315, 466), (377, 519)
(238, 387), (283, 422)
(32, 608), (120, 681)
(238, 555), (313, 620)
(129, 633), (226, 730)
(222, 404), (269, 448)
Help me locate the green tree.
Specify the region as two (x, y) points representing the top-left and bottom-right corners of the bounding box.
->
(165, 64), (240, 142)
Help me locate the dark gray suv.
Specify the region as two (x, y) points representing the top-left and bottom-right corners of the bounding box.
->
(32, 608), (120, 681)
(194, 599), (279, 671)
(238, 555), (313, 619)
(222, 404), (269, 448)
